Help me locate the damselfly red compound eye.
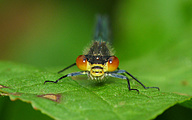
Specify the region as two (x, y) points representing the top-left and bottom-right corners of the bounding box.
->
(76, 55), (87, 70)
(108, 56), (119, 71)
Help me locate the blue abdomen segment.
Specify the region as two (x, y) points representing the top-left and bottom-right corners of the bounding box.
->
(94, 15), (110, 42)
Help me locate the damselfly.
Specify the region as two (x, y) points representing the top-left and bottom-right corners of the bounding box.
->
(44, 16), (159, 93)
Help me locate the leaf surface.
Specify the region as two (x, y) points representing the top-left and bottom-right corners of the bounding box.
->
(0, 61), (191, 120)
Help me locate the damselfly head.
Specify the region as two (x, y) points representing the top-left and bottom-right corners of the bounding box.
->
(76, 41), (119, 80)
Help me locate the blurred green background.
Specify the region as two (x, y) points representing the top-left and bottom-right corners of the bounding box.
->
(0, 0), (192, 119)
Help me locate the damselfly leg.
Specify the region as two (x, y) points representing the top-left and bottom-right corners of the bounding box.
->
(106, 70), (160, 93)
(44, 71), (88, 84)
(57, 63), (76, 74)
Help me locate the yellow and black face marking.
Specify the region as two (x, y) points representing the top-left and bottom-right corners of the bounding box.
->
(44, 15), (159, 93)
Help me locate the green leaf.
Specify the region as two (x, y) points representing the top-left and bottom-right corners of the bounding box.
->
(180, 99), (192, 109)
(0, 61), (191, 120)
